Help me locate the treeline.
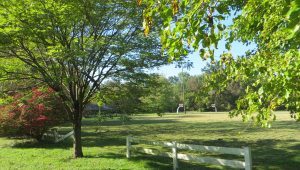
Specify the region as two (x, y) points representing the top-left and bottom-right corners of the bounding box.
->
(97, 63), (245, 114)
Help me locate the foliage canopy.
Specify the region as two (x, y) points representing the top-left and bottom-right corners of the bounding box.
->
(0, 0), (166, 157)
(140, 0), (300, 127)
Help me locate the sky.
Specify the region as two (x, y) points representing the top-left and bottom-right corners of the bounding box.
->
(150, 40), (256, 78)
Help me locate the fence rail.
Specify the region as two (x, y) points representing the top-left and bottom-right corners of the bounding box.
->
(126, 136), (252, 170)
(176, 143), (245, 156)
(42, 129), (74, 143)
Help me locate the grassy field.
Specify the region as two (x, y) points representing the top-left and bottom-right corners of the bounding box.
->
(0, 112), (299, 170)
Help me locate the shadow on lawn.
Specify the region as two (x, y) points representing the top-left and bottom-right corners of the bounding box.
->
(80, 125), (300, 169)
(129, 154), (225, 170)
(108, 138), (299, 170)
(12, 139), (72, 149)
(182, 139), (300, 170)
(10, 117), (300, 170)
(82, 117), (178, 126)
(82, 151), (224, 170)
(83, 118), (299, 170)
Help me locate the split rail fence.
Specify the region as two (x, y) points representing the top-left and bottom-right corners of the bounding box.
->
(126, 136), (252, 170)
(42, 128), (74, 143)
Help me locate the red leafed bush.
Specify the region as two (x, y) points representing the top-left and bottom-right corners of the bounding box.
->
(0, 87), (67, 140)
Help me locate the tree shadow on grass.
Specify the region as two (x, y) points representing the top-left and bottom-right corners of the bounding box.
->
(83, 117), (178, 127)
(113, 138), (299, 170)
(130, 154), (227, 170)
(89, 119), (299, 170)
(80, 118), (300, 169)
(82, 136), (125, 148)
(81, 151), (224, 170)
(11, 138), (73, 149)
(185, 139), (300, 170)
(8, 117), (300, 170)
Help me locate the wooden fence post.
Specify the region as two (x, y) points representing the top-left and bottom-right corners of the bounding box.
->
(126, 136), (131, 158)
(172, 141), (178, 170)
(243, 147), (252, 170)
(53, 128), (58, 142)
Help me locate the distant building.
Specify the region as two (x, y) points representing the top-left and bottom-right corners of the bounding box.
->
(85, 103), (100, 111)
(84, 104), (114, 117)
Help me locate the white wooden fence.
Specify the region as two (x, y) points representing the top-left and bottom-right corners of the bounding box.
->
(42, 128), (74, 143)
(126, 136), (252, 170)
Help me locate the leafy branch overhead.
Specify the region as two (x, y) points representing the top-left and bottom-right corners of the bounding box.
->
(139, 0), (300, 127)
(139, 0), (241, 60)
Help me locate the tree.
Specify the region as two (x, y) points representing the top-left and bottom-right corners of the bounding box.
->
(225, 0), (300, 127)
(98, 74), (178, 115)
(0, 58), (34, 101)
(139, 0), (300, 127)
(185, 75), (212, 111)
(141, 75), (178, 113)
(0, 0), (165, 157)
(202, 62), (245, 111)
(97, 74), (150, 115)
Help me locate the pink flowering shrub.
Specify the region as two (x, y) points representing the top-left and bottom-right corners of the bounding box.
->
(0, 87), (67, 140)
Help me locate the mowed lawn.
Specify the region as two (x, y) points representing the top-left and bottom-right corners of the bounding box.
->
(0, 112), (299, 170)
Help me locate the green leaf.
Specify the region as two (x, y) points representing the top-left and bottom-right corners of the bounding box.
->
(258, 87), (264, 96)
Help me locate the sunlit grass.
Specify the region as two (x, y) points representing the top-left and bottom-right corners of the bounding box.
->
(0, 111), (299, 170)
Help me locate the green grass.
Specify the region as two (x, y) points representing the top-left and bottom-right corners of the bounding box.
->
(0, 112), (299, 170)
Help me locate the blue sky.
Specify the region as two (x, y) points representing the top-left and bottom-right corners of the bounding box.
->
(150, 40), (256, 77)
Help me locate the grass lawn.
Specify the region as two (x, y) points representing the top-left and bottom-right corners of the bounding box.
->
(0, 112), (299, 170)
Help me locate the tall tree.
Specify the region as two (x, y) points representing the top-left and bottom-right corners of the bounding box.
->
(0, 0), (165, 157)
(97, 73), (152, 115)
(141, 75), (178, 113)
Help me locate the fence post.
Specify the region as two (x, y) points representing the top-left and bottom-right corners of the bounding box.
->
(126, 136), (131, 159)
(172, 141), (178, 170)
(52, 128), (58, 142)
(243, 147), (252, 170)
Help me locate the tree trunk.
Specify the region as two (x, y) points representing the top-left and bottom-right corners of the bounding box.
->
(73, 111), (83, 158)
